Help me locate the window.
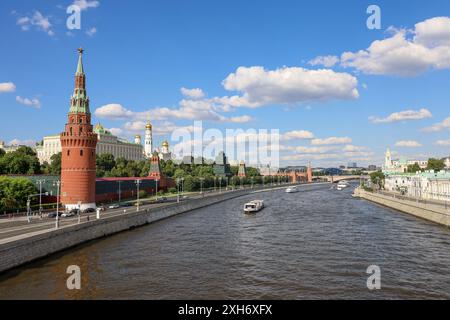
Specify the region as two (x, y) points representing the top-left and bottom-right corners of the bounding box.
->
(80, 149), (83, 156)
(67, 150), (70, 156)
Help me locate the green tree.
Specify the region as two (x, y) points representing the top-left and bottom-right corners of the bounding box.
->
(49, 152), (61, 175)
(426, 158), (445, 171)
(0, 177), (37, 212)
(370, 171), (385, 190)
(407, 163), (421, 173)
(96, 153), (115, 177)
(0, 147), (41, 175)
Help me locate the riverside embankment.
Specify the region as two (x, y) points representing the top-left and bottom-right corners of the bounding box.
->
(0, 183), (328, 273)
(353, 187), (450, 227)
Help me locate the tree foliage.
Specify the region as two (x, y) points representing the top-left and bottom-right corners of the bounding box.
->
(0, 177), (38, 212)
(426, 158), (445, 172)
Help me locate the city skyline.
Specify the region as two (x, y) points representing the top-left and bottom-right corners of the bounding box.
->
(1, 0), (449, 168)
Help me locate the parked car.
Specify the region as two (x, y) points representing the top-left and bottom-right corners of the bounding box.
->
(69, 208), (79, 214)
(122, 203), (133, 207)
(108, 204), (120, 209)
(61, 212), (76, 218)
(47, 212), (63, 218)
(82, 208), (96, 213)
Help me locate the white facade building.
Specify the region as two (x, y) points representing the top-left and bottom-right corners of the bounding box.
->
(36, 124), (144, 164)
(383, 148), (428, 174)
(384, 171), (450, 202)
(158, 140), (172, 161)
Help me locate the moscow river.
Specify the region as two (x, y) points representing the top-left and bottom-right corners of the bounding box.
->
(1, 183), (449, 299)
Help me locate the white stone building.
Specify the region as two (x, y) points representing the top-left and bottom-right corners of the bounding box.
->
(383, 148), (428, 174)
(384, 170), (450, 202)
(36, 124), (144, 164)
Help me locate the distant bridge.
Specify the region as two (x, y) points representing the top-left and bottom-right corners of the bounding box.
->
(322, 175), (369, 183)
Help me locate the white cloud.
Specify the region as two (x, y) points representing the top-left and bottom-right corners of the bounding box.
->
(369, 108), (432, 123)
(281, 130), (314, 140)
(94, 104), (135, 119)
(342, 145), (368, 152)
(341, 17), (450, 76)
(108, 128), (123, 137)
(72, 0), (100, 11)
(435, 139), (450, 146)
(311, 137), (352, 145)
(421, 117), (450, 132)
(0, 82), (16, 93)
(181, 87), (205, 99)
(8, 139), (36, 147)
(16, 96), (41, 108)
(94, 100), (253, 124)
(86, 27), (97, 37)
(222, 66), (359, 106)
(414, 17), (450, 47)
(17, 11), (54, 36)
(308, 55), (339, 67)
(395, 140), (422, 148)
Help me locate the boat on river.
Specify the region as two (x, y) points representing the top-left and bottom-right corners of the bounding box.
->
(285, 186), (299, 193)
(244, 200), (264, 214)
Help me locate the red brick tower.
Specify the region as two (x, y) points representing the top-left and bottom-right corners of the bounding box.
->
(60, 48), (98, 211)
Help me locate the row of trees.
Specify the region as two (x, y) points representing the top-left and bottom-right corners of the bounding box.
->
(0, 177), (37, 212)
(406, 158), (446, 173)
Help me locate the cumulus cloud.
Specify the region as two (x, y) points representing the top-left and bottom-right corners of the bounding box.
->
(395, 140), (422, 147)
(0, 82), (16, 93)
(340, 17), (450, 76)
(94, 103), (134, 119)
(342, 145), (368, 152)
(421, 117), (450, 132)
(181, 87), (205, 99)
(308, 55), (340, 67)
(369, 108), (432, 123)
(108, 128), (123, 137)
(86, 27), (97, 37)
(222, 66), (359, 106)
(435, 139), (450, 146)
(310, 137), (352, 145)
(16, 96), (41, 108)
(16, 11), (54, 36)
(281, 130), (314, 140)
(72, 0), (100, 11)
(94, 100), (252, 124)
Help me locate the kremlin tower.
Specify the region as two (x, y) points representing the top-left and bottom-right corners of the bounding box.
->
(60, 48), (98, 211)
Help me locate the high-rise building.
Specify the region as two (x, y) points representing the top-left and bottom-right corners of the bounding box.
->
(60, 48), (98, 211)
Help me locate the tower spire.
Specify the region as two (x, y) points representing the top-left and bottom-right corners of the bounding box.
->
(76, 47), (84, 75)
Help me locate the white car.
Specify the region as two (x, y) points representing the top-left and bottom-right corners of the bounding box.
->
(108, 204), (120, 209)
(61, 212), (76, 218)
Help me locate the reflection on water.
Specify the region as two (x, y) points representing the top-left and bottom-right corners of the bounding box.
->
(1, 183), (450, 299)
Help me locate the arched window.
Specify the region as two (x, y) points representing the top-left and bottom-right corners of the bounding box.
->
(80, 149), (83, 156)
(67, 150), (70, 156)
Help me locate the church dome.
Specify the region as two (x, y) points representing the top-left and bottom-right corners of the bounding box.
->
(162, 140), (169, 147)
(146, 122), (152, 129)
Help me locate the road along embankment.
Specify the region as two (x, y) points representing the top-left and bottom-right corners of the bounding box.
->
(353, 187), (450, 227)
(0, 183), (328, 273)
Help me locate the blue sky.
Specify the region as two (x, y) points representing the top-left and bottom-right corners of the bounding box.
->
(0, 0), (449, 167)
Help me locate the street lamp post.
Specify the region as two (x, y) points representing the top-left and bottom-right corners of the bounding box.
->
(199, 177), (204, 196)
(155, 178), (159, 201)
(116, 180), (122, 207)
(53, 180), (61, 229)
(135, 179), (142, 211)
(176, 178), (180, 203)
(36, 179), (46, 217)
(219, 177), (222, 193)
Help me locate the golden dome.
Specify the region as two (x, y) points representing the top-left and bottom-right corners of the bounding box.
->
(162, 140), (169, 147)
(146, 121), (152, 129)
(135, 134), (141, 138)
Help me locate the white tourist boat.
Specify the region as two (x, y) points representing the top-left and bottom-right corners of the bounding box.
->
(244, 200), (264, 214)
(285, 186), (299, 193)
(336, 180), (350, 190)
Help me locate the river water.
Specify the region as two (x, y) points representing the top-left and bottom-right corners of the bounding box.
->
(1, 183), (449, 299)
